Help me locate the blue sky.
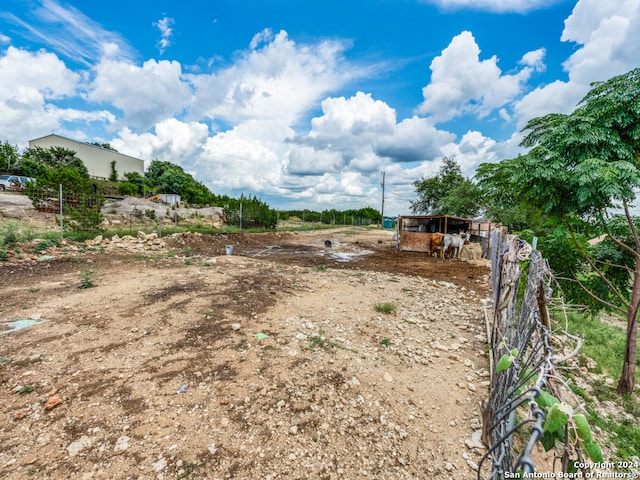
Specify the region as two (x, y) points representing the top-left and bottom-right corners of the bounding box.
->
(1, 0), (639, 215)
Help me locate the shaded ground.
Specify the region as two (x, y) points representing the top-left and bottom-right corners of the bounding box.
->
(1, 227), (492, 479)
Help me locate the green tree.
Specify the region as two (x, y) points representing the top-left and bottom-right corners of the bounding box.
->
(22, 146), (89, 178)
(411, 157), (481, 217)
(223, 194), (277, 229)
(480, 68), (640, 393)
(475, 160), (547, 232)
(123, 171), (150, 196)
(145, 159), (216, 205)
(0, 141), (19, 173)
(109, 160), (118, 182)
(25, 165), (104, 238)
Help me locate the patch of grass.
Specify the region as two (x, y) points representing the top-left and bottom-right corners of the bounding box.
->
(0, 220), (27, 245)
(33, 239), (54, 253)
(374, 302), (397, 315)
(178, 462), (205, 479)
(182, 246), (192, 257)
(380, 338), (391, 348)
(307, 335), (337, 351)
(388, 277), (400, 283)
(315, 264), (327, 272)
(79, 268), (95, 289)
(563, 312), (640, 461)
(29, 285), (40, 293)
(0, 250), (8, 261)
(564, 312), (625, 378)
(19, 385), (35, 395)
(166, 250), (177, 258)
(585, 405), (640, 460)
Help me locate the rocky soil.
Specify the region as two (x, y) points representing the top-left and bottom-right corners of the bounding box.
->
(0, 217), (494, 479)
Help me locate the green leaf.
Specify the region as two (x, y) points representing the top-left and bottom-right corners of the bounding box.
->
(573, 413), (593, 442)
(543, 404), (569, 433)
(540, 430), (557, 452)
(536, 390), (560, 408)
(496, 354), (513, 373)
(583, 439), (604, 463)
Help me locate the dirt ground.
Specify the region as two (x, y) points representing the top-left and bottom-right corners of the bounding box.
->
(0, 220), (493, 479)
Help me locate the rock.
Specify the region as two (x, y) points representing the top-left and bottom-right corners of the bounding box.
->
(67, 436), (93, 456)
(44, 396), (63, 410)
(152, 457), (167, 472)
(113, 435), (129, 454)
(231, 323), (241, 331)
(465, 429), (485, 450)
(383, 372), (393, 383)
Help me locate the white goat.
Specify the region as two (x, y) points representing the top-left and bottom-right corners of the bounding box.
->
(442, 232), (467, 259)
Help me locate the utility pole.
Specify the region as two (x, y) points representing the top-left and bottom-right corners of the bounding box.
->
(380, 171), (386, 224)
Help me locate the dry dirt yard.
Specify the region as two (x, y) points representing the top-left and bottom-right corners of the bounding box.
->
(0, 225), (493, 480)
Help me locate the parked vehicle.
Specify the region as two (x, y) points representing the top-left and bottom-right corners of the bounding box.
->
(0, 175), (36, 191)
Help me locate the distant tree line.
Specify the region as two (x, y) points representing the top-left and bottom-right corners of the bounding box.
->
(279, 207), (382, 225)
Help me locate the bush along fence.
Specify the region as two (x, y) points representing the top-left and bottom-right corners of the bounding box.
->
(28, 185), (104, 240)
(478, 228), (603, 479)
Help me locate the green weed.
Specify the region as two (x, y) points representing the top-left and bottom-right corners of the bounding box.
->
(374, 302), (397, 315)
(79, 268), (95, 289)
(307, 335), (337, 351)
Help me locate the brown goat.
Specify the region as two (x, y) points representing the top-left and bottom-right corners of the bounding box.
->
(429, 233), (444, 258)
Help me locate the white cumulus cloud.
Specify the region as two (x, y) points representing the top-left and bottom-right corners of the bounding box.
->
(417, 31), (534, 122)
(512, 0), (640, 130)
(88, 58), (193, 131)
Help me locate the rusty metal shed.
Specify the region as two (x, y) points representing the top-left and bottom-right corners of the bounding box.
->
(396, 215), (494, 256)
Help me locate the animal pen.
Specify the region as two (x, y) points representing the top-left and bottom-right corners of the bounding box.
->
(396, 215), (494, 256)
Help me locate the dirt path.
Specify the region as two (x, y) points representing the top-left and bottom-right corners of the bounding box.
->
(0, 228), (492, 479)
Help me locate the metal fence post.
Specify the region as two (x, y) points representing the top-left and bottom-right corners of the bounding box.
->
(59, 184), (63, 241)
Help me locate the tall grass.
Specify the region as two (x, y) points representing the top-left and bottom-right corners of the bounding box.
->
(563, 311), (640, 460)
(564, 312), (626, 377)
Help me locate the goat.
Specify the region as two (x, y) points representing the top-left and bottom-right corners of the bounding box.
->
(442, 232), (467, 259)
(429, 233), (444, 258)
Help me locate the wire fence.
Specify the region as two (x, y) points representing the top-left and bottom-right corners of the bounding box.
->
(23, 187), (384, 240)
(478, 227), (560, 478)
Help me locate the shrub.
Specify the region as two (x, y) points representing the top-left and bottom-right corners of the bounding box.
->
(374, 302), (397, 315)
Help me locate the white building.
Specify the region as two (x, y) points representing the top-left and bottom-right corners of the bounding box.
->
(28, 134), (145, 180)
